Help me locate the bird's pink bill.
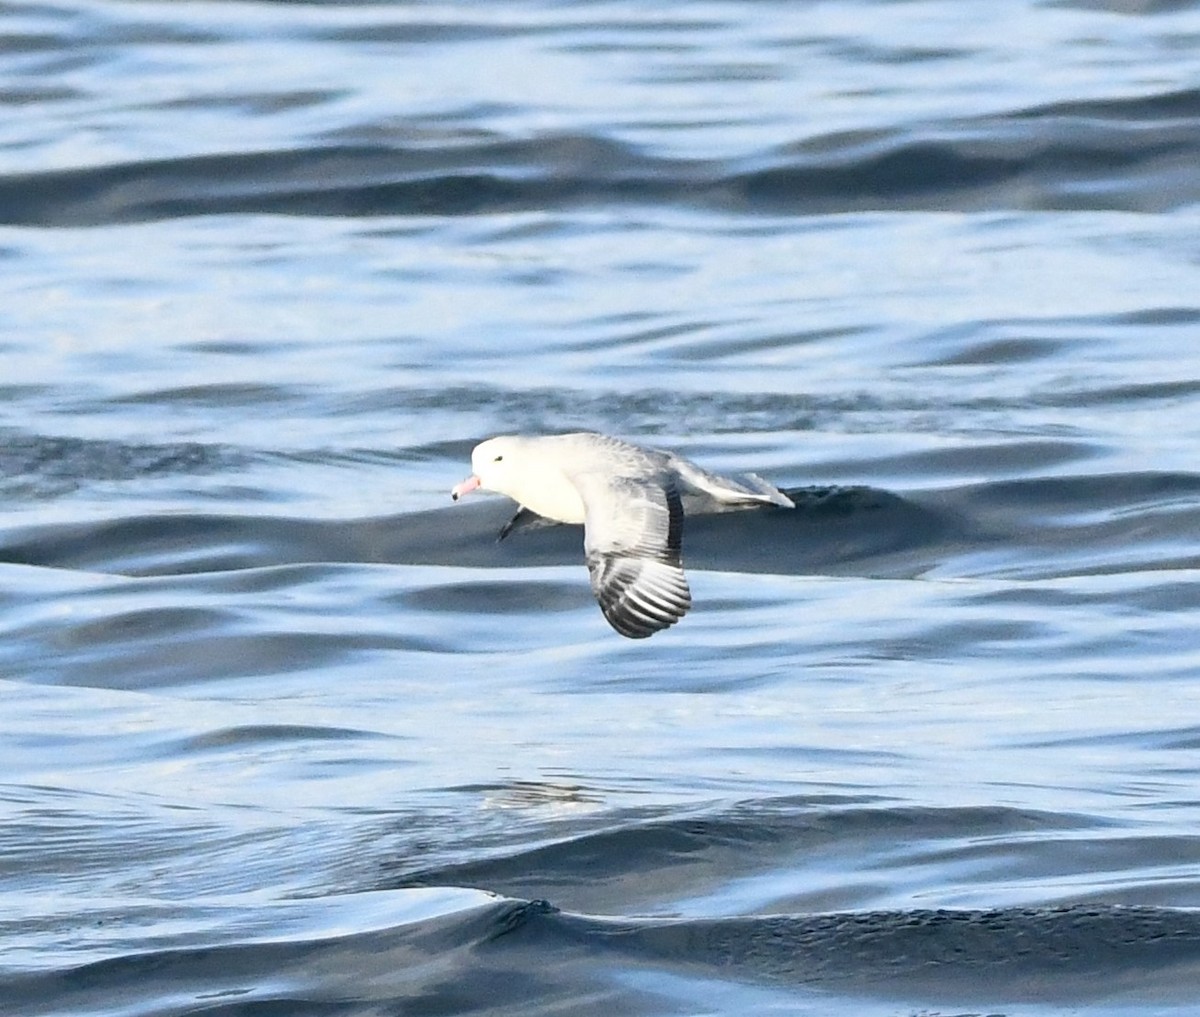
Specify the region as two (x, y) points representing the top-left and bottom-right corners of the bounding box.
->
(451, 474), (481, 501)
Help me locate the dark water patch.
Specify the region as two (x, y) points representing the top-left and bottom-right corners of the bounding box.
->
(48, 625), (437, 690)
(731, 121), (1199, 214)
(1014, 723), (1200, 752)
(722, 75), (1195, 214)
(0, 786), (226, 890)
(54, 604), (230, 649)
(323, 383), (864, 437)
(972, 575), (1200, 615)
(916, 335), (1073, 367)
(177, 724), (382, 754)
(823, 41), (970, 66)
(171, 338), (309, 357)
(4, 81), (1199, 226)
(0, 84), (79, 104)
(1113, 306), (1200, 327)
(5, 893), (1198, 1014)
(3, 471), (1196, 585)
(0, 485), (955, 581)
(1051, 0), (1200, 11)
(0, 138), (676, 227)
(0, 893), (528, 1015)
(397, 578), (591, 619)
(108, 382), (307, 408)
(846, 438), (1100, 481)
(315, 20), (542, 45)
(636, 324), (872, 364)
(1015, 85), (1200, 122)
(152, 89), (344, 116)
(392, 801), (1092, 914)
(3, 593), (438, 690)
(734, 139), (1019, 206)
(960, 471), (1200, 518)
(3, 892), (1196, 1015)
(847, 307), (1199, 375)
(891, 830), (1200, 895)
(925, 471), (1200, 578)
(536, 903), (1200, 1003)
(0, 430), (236, 500)
(1049, 377), (1200, 408)
(1162, 727), (1200, 751)
(0, 514), (276, 575)
(0, 383), (50, 400)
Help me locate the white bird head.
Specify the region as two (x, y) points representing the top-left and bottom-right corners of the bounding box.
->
(450, 434), (588, 524)
(450, 435), (528, 502)
(471, 436), (526, 497)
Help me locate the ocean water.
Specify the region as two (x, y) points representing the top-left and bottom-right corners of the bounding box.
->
(3, 1), (1200, 1014)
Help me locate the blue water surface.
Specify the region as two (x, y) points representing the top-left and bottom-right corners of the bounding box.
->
(3, 1), (1200, 1014)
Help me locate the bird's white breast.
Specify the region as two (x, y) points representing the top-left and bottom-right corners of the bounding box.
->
(510, 466), (587, 524)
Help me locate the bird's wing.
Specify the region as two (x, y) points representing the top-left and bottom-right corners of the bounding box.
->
(570, 470), (692, 639)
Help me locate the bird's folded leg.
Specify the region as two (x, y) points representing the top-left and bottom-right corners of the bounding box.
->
(497, 507), (561, 541)
(498, 507), (533, 541)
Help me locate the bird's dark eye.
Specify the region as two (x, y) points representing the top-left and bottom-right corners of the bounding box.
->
(493, 455), (504, 463)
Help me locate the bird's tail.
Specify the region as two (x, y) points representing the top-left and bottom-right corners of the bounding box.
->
(735, 472), (796, 509)
(671, 456), (795, 509)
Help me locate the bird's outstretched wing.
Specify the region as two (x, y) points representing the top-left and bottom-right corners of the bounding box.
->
(572, 472), (692, 639)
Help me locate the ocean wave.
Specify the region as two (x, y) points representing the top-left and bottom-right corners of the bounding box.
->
(3, 87), (1197, 227)
(4, 892), (1198, 1013)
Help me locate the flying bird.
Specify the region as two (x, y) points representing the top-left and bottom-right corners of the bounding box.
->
(450, 432), (794, 638)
